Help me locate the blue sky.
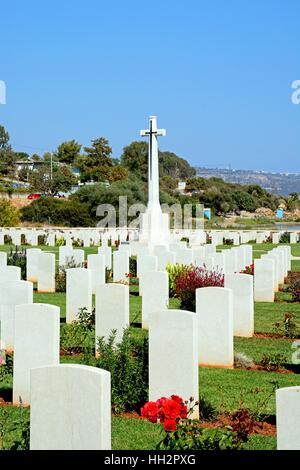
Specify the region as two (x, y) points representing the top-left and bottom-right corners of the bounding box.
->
(1, 0), (300, 172)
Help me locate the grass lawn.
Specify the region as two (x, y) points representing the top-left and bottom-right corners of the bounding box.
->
(2, 241), (300, 450)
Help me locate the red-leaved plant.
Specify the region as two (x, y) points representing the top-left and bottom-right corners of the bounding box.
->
(175, 266), (224, 311)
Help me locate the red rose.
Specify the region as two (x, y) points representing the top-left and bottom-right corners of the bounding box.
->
(170, 395), (183, 405)
(180, 404), (188, 419)
(164, 419), (177, 432)
(162, 399), (181, 420)
(141, 401), (158, 423)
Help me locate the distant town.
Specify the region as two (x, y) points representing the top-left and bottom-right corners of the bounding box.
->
(195, 167), (300, 196)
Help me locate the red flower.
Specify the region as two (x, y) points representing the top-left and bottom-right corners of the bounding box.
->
(141, 402), (158, 423)
(170, 395), (187, 418)
(180, 404), (188, 419)
(162, 399), (181, 420)
(164, 419), (177, 432)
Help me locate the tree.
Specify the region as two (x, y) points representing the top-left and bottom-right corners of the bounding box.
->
(77, 137), (127, 183)
(14, 152), (30, 161)
(120, 141), (196, 181)
(31, 153), (41, 161)
(120, 141), (148, 181)
(55, 140), (82, 165)
(28, 164), (77, 195)
(0, 199), (20, 226)
(0, 125), (10, 150)
(159, 151), (196, 179)
(0, 125), (17, 177)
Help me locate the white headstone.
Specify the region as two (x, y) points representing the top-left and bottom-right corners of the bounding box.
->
(196, 287), (233, 367)
(0, 280), (33, 350)
(142, 271), (169, 329)
(149, 309), (199, 418)
(0, 265), (21, 282)
(66, 268), (92, 323)
(98, 246), (112, 270)
(37, 252), (55, 293)
(26, 248), (42, 282)
(254, 258), (275, 302)
(30, 364), (111, 450)
(276, 386), (300, 450)
(224, 273), (254, 337)
(95, 283), (129, 345)
(0, 251), (7, 266)
(13, 303), (60, 405)
(87, 254), (106, 294)
(113, 250), (129, 283)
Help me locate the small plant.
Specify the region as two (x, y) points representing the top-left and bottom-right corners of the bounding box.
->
(0, 351), (13, 383)
(175, 266), (224, 311)
(198, 395), (217, 422)
(273, 313), (299, 338)
(55, 237), (65, 246)
(230, 408), (256, 442)
(280, 232), (290, 244)
(72, 238), (83, 247)
(290, 277), (300, 303)
(260, 353), (287, 372)
(60, 307), (95, 357)
(129, 257), (137, 277)
(7, 247), (27, 280)
(234, 352), (255, 370)
(141, 396), (242, 450)
(241, 264), (254, 275)
(96, 329), (148, 413)
(0, 399), (30, 450)
(223, 238), (233, 246)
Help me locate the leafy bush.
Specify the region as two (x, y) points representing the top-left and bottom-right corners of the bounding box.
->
(0, 405), (30, 450)
(175, 266), (224, 311)
(166, 263), (192, 297)
(260, 353), (287, 371)
(198, 395), (217, 422)
(279, 232), (290, 244)
(129, 257), (137, 277)
(223, 238), (233, 246)
(60, 307), (95, 360)
(273, 313), (299, 338)
(96, 329), (148, 413)
(7, 247), (26, 279)
(55, 237), (65, 246)
(0, 352), (13, 383)
(290, 277), (300, 303)
(0, 199), (20, 227)
(21, 196), (92, 227)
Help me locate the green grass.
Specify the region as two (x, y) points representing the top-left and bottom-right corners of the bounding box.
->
(234, 337), (295, 364)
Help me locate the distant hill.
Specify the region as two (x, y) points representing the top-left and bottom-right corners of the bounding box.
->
(195, 168), (300, 196)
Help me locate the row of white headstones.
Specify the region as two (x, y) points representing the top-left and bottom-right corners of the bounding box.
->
(1, 227), (299, 247)
(0, 240), (297, 449)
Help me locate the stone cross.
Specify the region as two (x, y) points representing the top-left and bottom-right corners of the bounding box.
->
(140, 116), (166, 212)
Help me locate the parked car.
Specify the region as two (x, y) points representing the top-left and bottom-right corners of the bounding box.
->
(27, 193), (41, 200)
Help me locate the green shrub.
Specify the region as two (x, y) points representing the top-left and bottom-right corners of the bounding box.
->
(129, 257), (137, 277)
(96, 329), (148, 413)
(279, 232), (290, 244)
(0, 199), (20, 227)
(7, 247), (26, 279)
(260, 353), (287, 371)
(21, 196), (92, 227)
(198, 395), (218, 422)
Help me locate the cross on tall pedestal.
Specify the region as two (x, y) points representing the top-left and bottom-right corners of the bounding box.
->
(140, 116), (166, 211)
